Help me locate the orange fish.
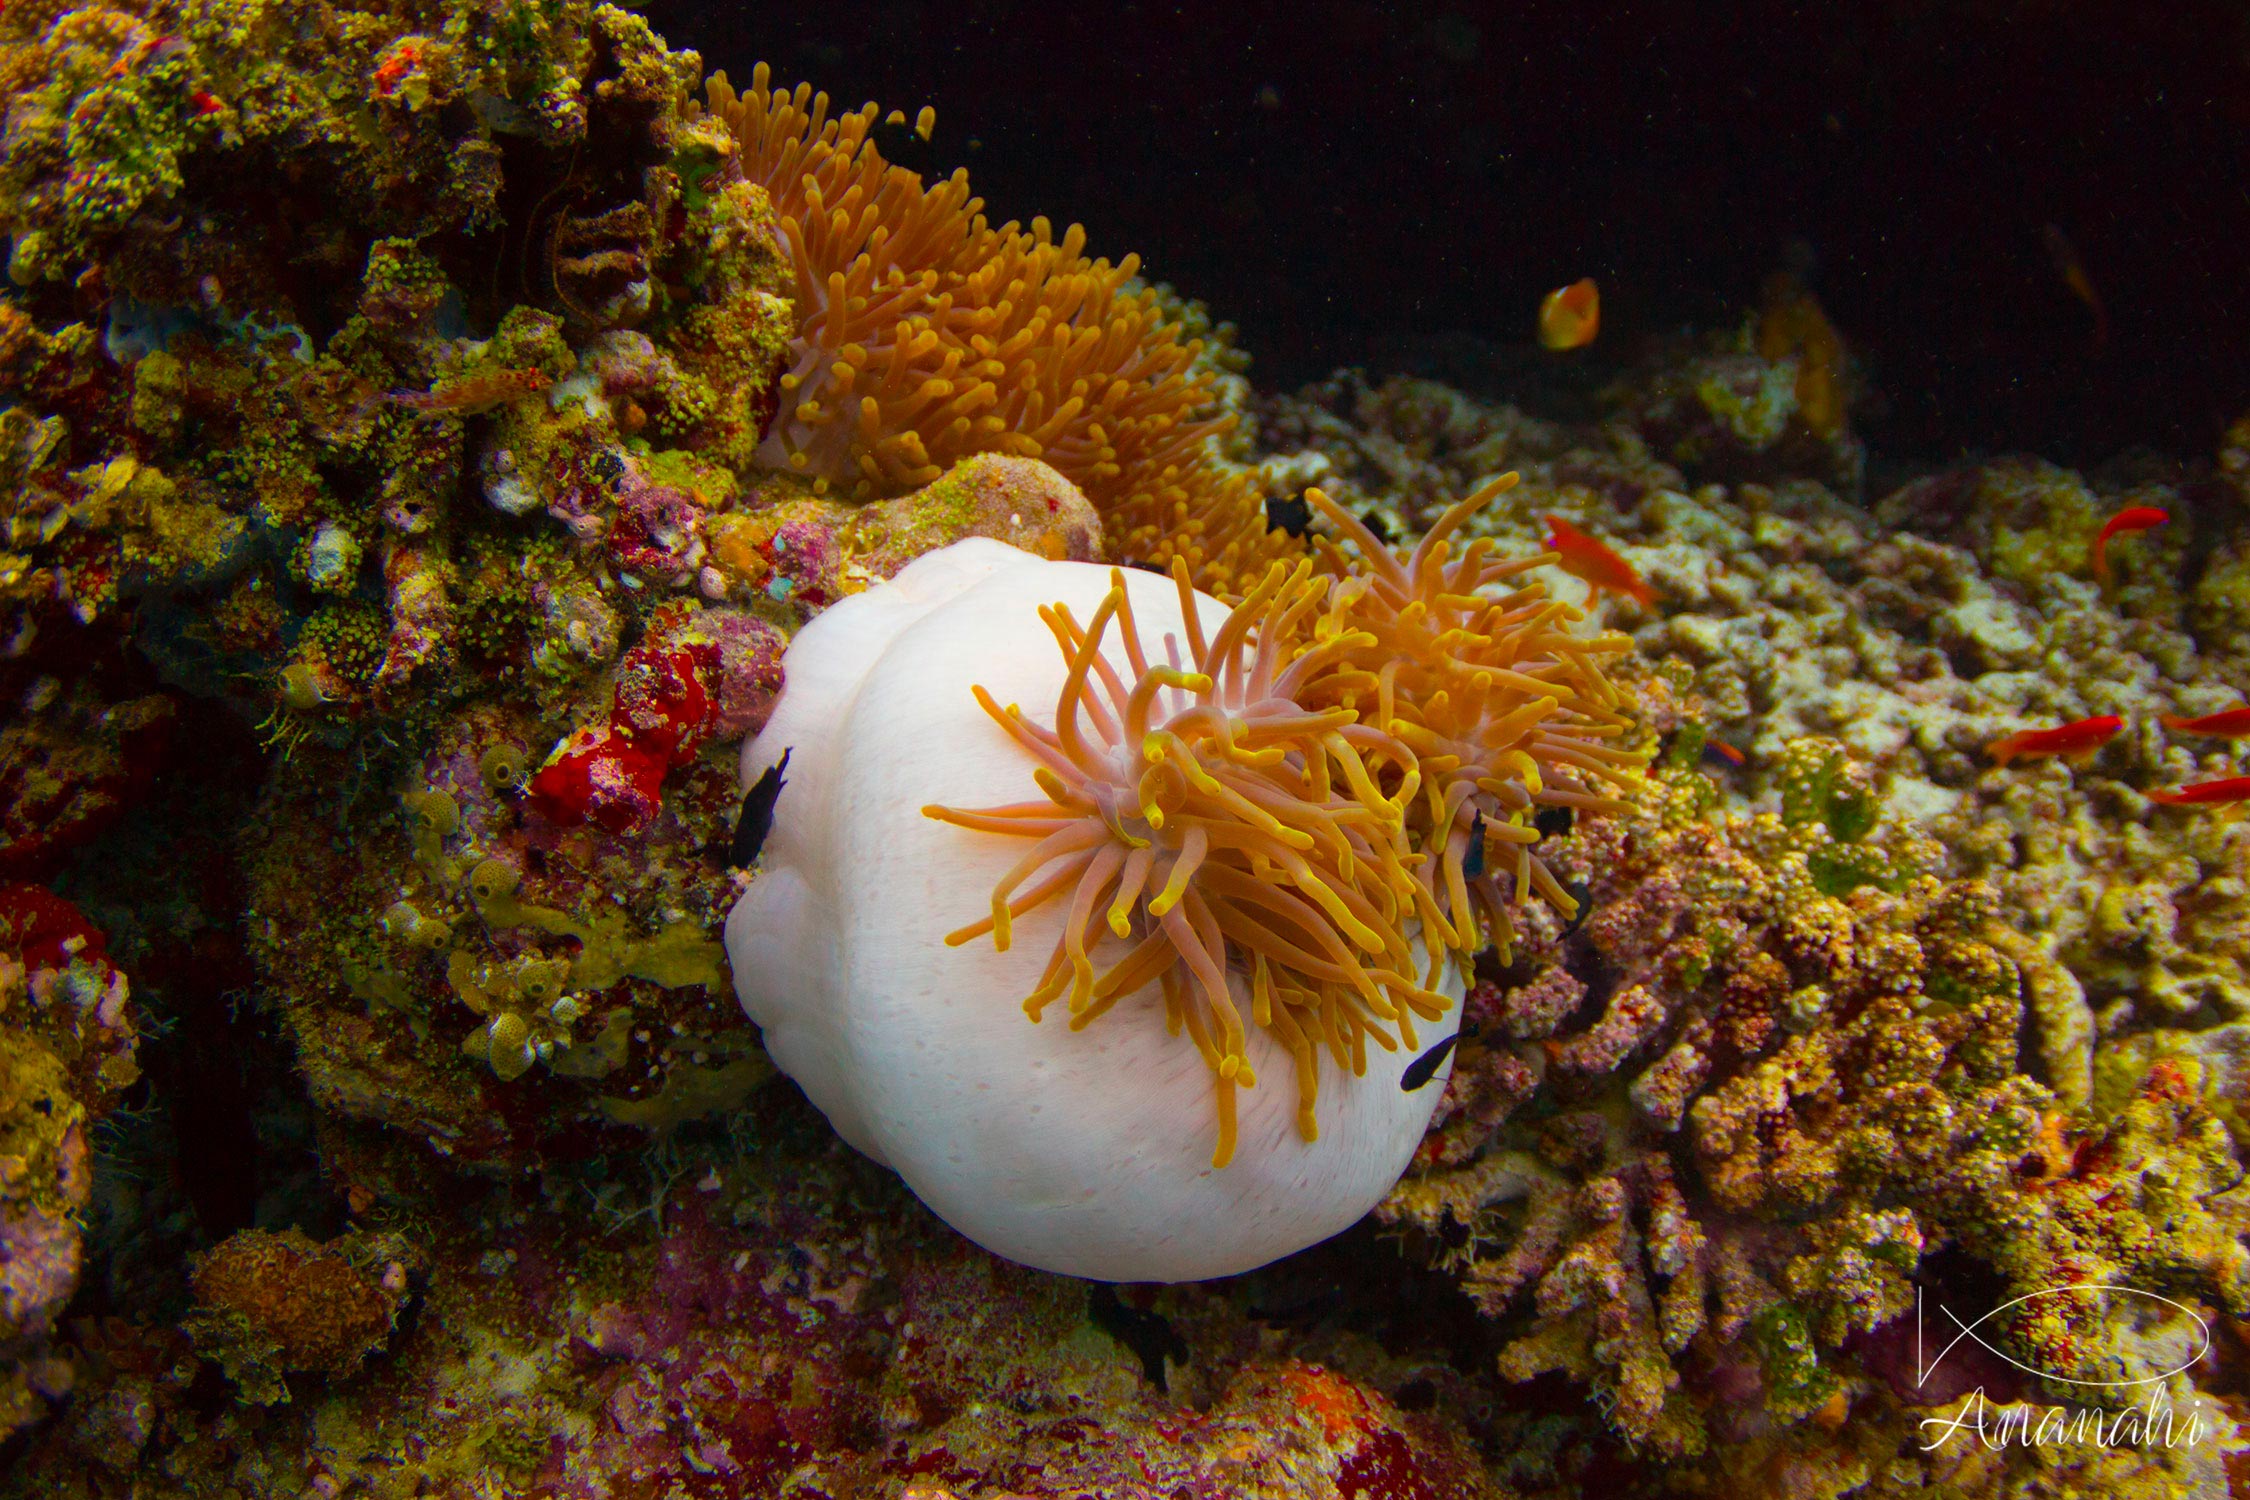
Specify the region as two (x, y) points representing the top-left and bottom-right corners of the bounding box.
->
(2091, 505), (2168, 588)
(1986, 715), (2123, 767)
(1543, 515), (1655, 607)
(1538, 278), (1599, 350)
(2043, 224), (2109, 351)
(2148, 776), (2250, 807)
(1704, 736), (1747, 767)
(2161, 707), (2250, 737)
(1755, 273), (1847, 441)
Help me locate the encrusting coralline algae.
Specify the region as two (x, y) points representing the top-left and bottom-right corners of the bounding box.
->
(0, 0), (2245, 1495)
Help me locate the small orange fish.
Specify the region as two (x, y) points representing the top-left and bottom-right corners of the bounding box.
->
(1543, 515), (1655, 608)
(1755, 273), (1847, 441)
(2161, 707), (2250, 737)
(1986, 715), (2123, 767)
(2148, 776), (2250, 806)
(2091, 505), (2168, 588)
(2043, 223), (2109, 351)
(1703, 736), (1747, 767)
(1538, 278), (1599, 351)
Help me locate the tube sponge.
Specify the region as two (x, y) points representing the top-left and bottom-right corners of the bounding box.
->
(725, 539), (1462, 1281)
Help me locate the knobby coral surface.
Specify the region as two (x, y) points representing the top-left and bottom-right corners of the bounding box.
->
(1386, 758), (2247, 1465)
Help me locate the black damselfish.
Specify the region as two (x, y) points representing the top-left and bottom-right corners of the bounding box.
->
(1264, 493), (1312, 537)
(867, 117), (943, 178)
(1559, 876), (1595, 939)
(1400, 1032), (1459, 1091)
(729, 748), (792, 867)
(1461, 809), (1487, 880)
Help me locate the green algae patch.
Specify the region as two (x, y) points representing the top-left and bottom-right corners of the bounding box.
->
(567, 912), (726, 994)
(598, 1052), (771, 1132)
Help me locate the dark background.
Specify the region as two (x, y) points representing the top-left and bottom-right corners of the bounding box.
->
(639, 0), (2250, 471)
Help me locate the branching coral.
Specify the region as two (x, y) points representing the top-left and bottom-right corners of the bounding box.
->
(701, 64), (1294, 591)
(1383, 745), (2250, 1460)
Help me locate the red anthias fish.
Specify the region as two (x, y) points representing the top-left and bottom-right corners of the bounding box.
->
(2147, 776), (2250, 807)
(2092, 506), (2168, 588)
(2043, 223), (2110, 352)
(1543, 515), (1655, 608)
(1986, 715), (2123, 767)
(2161, 707), (2250, 737)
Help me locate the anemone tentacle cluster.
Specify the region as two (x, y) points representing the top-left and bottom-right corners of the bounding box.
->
(1300, 477), (1645, 961)
(921, 473), (1646, 1172)
(701, 63), (1295, 591)
(924, 559), (1447, 1166)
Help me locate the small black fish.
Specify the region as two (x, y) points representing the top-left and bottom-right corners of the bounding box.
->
(1400, 1031), (1460, 1091)
(729, 747), (791, 867)
(1534, 805), (1574, 839)
(1360, 508), (1397, 544)
(1265, 493), (1312, 537)
(1088, 1284), (1188, 1391)
(1558, 876), (1595, 940)
(1461, 809), (1487, 880)
(867, 118), (942, 178)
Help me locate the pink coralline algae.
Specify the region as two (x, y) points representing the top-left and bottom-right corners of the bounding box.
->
(753, 518), (842, 608)
(605, 458), (712, 587)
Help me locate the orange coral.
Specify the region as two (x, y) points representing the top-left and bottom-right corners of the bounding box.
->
(700, 64), (1295, 593)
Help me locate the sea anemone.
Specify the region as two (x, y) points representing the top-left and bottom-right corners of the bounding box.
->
(699, 64), (1293, 592)
(723, 475), (1645, 1279)
(725, 538), (1462, 1280)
